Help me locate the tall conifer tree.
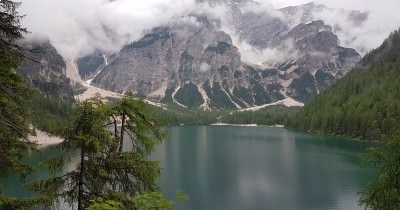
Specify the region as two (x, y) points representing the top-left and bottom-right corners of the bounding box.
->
(0, 1), (46, 209)
(31, 94), (164, 210)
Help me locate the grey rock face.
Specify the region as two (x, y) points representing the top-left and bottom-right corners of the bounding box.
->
(91, 2), (363, 109)
(279, 21), (361, 101)
(233, 9), (288, 49)
(77, 51), (106, 80)
(18, 40), (75, 103)
(279, 2), (328, 28)
(92, 18), (251, 109)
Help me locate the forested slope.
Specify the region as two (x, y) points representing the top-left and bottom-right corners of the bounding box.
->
(287, 29), (400, 140)
(17, 41), (75, 136)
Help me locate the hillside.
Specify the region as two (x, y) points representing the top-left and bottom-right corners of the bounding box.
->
(16, 40), (75, 135)
(287, 29), (400, 140)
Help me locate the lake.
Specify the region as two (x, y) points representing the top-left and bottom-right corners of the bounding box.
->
(1, 126), (376, 210)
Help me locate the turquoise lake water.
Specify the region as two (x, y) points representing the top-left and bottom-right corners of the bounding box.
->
(1, 126), (376, 210)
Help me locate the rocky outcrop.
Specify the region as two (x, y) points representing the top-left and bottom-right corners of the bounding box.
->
(283, 21), (361, 101)
(17, 40), (75, 103)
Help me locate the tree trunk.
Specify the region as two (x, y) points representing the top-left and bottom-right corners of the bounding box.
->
(78, 146), (85, 210)
(112, 116), (118, 138)
(112, 116), (119, 152)
(119, 113), (126, 153)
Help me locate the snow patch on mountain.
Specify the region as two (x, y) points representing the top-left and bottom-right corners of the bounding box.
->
(238, 97), (304, 112)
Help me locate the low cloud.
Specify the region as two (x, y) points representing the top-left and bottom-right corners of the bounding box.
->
(199, 62), (211, 72)
(198, 2), (294, 65)
(20, 0), (196, 58)
(311, 4), (400, 55)
(229, 36), (298, 66)
(19, 0), (400, 60)
(262, 0), (400, 55)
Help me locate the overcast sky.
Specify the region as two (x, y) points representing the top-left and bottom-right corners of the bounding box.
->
(266, 0), (392, 10)
(20, 0), (400, 58)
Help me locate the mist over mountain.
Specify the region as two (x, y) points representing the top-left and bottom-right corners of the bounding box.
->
(21, 0), (398, 58)
(85, 1), (360, 109)
(288, 28), (400, 140)
(18, 0), (399, 109)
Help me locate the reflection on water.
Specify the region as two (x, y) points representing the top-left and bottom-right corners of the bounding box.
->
(152, 126), (375, 210)
(1, 126), (375, 210)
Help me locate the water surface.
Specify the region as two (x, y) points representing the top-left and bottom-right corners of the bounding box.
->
(1, 126), (376, 210)
(153, 126), (375, 210)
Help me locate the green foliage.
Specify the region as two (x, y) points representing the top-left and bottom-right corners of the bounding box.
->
(0, 194), (51, 210)
(315, 70), (335, 91)
(111, 92), (164, 155)
(252, 83), (269, 105)
(31, 94), (164, 210)
(132, 192), (174, 210)
(148, 103), (299, 126)
(174, 83), (204, 108)
(27, 89), (73, 136)
(359, 130), (400, 209)
(288, 72), (317, 102)
(0, 66), (34, 177)
(87, 191), (189, 210)
(28, 97), (111, 209)
(87, 198), (123, 210)
(148, 105), (219, 126)
(287, 29), (400, 140)
(220, 106), (300, 125)
(203, 81), (237, 109)
(233, 86), (253, 105)
(0, 2), (42, 209)
(0, 1), (27, 46)
(0, 0), (34, 178)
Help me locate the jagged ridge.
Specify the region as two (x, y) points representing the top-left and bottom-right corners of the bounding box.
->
(86, 1), (363, 109)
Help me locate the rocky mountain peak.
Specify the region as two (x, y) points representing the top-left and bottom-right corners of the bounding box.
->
(286, 20), (332, 42)
(84, 2), (363, 109)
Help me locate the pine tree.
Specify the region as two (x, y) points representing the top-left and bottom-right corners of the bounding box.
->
(359, 130), (400, 209)
(30, 94), (164, 209)
(0, 1), (40, 208)
(0, 0), (32, 175)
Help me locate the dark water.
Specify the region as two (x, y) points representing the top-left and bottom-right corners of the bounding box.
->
(1, 126), (376, 210)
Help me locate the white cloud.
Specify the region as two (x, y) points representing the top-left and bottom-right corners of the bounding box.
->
(199, 62), (211, 72)
(262, 0), (400, 54)
(19, 0), (400, 59)
(20, 0), (196, 58)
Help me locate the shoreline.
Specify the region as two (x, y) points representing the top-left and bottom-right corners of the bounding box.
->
(210, 123), (258, 127)
(179, 123), (286, 128)
(28, 129), (63, 147)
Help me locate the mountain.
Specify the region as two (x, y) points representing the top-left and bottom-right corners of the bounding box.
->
(279, 2), (368, 28)
(84, 1), (364, 109)
(92, 21), (252, 109)
(76, 51), (107, 81)
(15, 40), (75, 136)
(287, 29), (400, 140)
(17, 40), (75, 103)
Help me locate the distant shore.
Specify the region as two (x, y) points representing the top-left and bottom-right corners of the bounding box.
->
(29, 129), (63, 147)
(209, 123), (285, 128)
